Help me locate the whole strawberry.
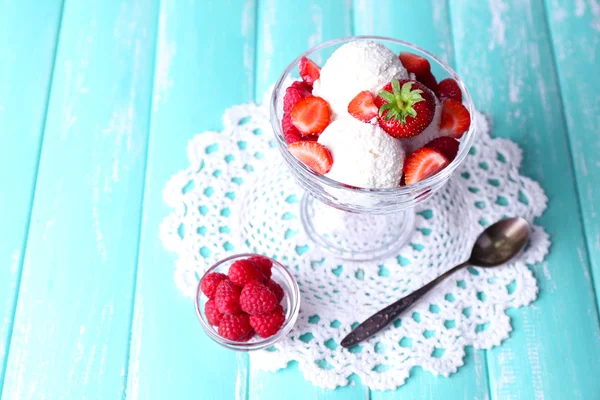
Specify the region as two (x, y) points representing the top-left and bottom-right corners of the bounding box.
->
(228, 259), (266, 286)
(205, 299), (224, 326)
(248, 255), (273, 279)
(375, 79), (435, 138)
(240, 280), (279, 315)
(250, 305), (286, 338)
(214, 279), (242, 314)
(200, 272), (228, 298)
(218, 313), (253, 341)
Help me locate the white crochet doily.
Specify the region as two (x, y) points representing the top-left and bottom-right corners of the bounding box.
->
(160, 96), (550, 391)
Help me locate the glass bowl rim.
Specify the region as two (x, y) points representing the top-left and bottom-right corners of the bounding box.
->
(195, 253), (301, 351)
(270, 35), (477, 195)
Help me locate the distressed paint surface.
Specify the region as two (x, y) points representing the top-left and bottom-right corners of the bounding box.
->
(0, 0), (64, 388)
(0, 0), (599, 399)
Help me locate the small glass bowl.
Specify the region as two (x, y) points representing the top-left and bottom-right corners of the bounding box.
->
(195, 253), (301, 351)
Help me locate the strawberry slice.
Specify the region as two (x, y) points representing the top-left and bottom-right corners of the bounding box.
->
(416, 70), (438, 94)
(425, 136), (460, 161)
(287, 141), (333, 174)
(437, 78), (462, 102)
(399, 52), (431, 75)
(299, 57), (321, 86)
(439, 99), (471, 139)
(283, 81), (312, 113)
(291, 96), (331, 136)
(348, 91), (378, 122)
(375, 79), (436, 138)
(403, 147), (449, 185)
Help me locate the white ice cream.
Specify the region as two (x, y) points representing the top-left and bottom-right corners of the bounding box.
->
(318, 117), (405, 188)
(312, 41), (408, 118)
(399, 97), (442, 154)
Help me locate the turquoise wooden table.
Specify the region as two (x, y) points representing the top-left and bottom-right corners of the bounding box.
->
(1, 0), (599, 398)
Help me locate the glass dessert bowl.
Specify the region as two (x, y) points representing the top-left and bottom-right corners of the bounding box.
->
(270, 36), (477, 261)
(195, 254), (301, 351)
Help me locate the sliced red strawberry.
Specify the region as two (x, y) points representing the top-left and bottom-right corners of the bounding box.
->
(287, 141), (333, 174)
(399, 52), (431, 75)
(403, 147), (449, 185)
(437, 78), (462, 102)
(299, 57), (321, 86)
(375, 79), (436, 138)
(439, 99), (471, 139)
(416, 70), (438, 94)
(291, 96), (331, 136)
(303, 134), (320, 142)
(282, 112), (302, 144)
(348, 91), (378, 122)
(283, 81), (312, 113)
(425, 136), (460, 161)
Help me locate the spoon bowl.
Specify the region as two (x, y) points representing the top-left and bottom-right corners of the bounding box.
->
(470, 217), (530, 267)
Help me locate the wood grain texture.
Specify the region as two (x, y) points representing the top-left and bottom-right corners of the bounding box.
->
(1, 0), (159, 398)
(450, 0), (600, 398)
(124, 1), (257, 399)
(0, 0), (64, 388)
(544, 0), (600, 310)
(251, 0), (368, 398)
(353, 1), (490, 399)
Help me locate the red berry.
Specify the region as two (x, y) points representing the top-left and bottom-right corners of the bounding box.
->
(291, 96), (331, 135)
(348, 90), (378, 122)
(282, 112), (303, 144)
(200, 272), (228, 298)
(439, 99), (471, 139)
(299, 57), (321, 86)
(437, 78), (462, 102)
(248, 255), (273, 279)
(214, 280), (242, 314)
(283, 81), (312, 113)
(416, 71), (439, 94)
(287, 141), (333, 174)
(375, 79), (436, 138)
(228, 259), (266, 286)
(237, 329), (255, 342)
(218, 313), (253, 341)
(265, 280), (284, 302)
(403, 147), (449, 185)
(240, 280), (279, 315)
(425, 136), (460, 161)
(205, 299), (224, 326)
(250, 305), (286, 338)
(399, 52), (431, 75)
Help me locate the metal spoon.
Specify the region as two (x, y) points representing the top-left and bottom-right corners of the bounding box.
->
(340, 217), (530, 348)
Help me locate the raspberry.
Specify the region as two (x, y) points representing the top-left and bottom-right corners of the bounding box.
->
(200, 272), (228, 298)
(228, 259), (266, 286)
(218, 313), (253, 341)
(250, 305), (286, 338)
(240, 281), (278, 315)
(237, 329), (255, 342)
(205, 299), (224, 326)
(248, 255), (273, 279)
(214, 280), (242, 314)
(265, 280), (284, 302)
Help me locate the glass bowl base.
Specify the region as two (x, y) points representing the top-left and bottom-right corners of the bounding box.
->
(300, 193), (415, 262)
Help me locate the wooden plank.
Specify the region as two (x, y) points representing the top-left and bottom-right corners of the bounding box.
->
(251, 0), (370, 398)
(124, 1), (257, 399)
(0, 0), (64, 388)
(544, 0), (600, 309)
(353, 1), (490, 399)
(449, 0), (600, 398)
(0, 0), (159, 398)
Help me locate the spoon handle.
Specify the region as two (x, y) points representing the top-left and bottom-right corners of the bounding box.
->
(340, 262), (468, 348)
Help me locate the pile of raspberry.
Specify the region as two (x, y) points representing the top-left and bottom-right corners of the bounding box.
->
(201, 255), (287, 341)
